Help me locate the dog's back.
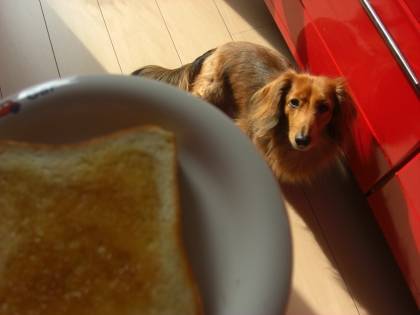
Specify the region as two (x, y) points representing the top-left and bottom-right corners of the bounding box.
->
(132, 42), (295, 118)
(131, 49), (215, 91)
(191, 42), (295, 116)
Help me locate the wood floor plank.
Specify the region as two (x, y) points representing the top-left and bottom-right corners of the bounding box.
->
(231, 24), (296, 66)
(280, 184), (360, 315)
(155, 0), (232, 64)
(301, 159), (420, 315)
(40, 0), (121, 77)
(98, 0), (181, 74)
(214, 0), (273, 35)
(0, 0), (58, 97)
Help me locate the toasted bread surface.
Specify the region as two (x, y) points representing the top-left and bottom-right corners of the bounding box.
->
(0, 126), (203, 315)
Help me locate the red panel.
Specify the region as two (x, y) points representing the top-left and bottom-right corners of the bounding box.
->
(398, 152), (420, 221)
(368, 176), (420, 306)
(400, 0), (420, 35)
(370, 0), (420, 77)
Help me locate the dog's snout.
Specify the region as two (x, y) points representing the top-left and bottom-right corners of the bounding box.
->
(295, 134), (312, 148)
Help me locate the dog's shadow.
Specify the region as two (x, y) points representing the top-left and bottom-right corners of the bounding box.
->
(278, 156), (418, 314)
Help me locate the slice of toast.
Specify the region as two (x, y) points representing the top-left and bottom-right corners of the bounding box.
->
(0, 126), (203, 315)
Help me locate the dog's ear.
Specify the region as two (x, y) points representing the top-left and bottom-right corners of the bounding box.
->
(328, 79), (359, 145)
(247, 71), (295, 141)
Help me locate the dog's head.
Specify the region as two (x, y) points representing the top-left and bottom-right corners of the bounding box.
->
(283, 72), (358, 150)
(248, 70), (358, 151)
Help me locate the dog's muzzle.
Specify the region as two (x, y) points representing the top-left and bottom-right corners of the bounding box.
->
(295, 133), (312, 148)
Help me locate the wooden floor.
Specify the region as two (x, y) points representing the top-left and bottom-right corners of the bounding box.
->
(0, 0), (418, 314)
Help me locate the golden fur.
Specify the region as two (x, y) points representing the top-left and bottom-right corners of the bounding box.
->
(132, 42), (358, 183)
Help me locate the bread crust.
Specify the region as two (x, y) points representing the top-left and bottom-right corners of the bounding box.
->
(0, 125), (203, 315)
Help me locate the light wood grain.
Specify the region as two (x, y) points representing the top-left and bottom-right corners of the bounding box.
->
(0, 0), (58, 97)
(155, 0), (232, 64)
(301, 159), (420, 315)
(214, 0), (273, 35)
(40, 0), (121, 76)
(98, 0), (181, 74)
(232, 24), (296, 66)
(281, 184), (360, 315)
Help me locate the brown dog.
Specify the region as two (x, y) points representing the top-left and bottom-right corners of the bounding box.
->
(132, 42), (358, 183)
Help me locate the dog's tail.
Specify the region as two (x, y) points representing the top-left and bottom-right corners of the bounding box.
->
(131, 48), (215, 91)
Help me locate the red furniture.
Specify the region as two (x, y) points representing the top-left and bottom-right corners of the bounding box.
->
(265, 0), (420, 306)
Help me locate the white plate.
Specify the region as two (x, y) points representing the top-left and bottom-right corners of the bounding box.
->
(0, 75), (291, 315)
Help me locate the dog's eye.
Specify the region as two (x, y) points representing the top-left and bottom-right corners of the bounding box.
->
(318, 103), (330, 114)
(289, 99), (299, 108)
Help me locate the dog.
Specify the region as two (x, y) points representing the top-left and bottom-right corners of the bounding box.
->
(132, 42), (358, 184)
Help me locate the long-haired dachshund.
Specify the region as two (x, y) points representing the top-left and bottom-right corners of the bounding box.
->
(132, 42), (358, 184)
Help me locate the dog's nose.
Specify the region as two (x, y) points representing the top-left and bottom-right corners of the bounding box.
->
(295, 134), (312, 148)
